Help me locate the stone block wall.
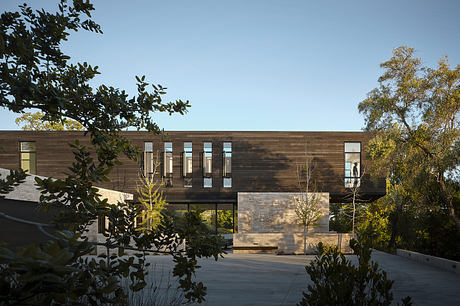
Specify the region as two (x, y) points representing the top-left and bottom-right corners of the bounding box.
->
(235, 192), (354, 254)
(234, 232), (354, 254)
(237, 192), (329, 233)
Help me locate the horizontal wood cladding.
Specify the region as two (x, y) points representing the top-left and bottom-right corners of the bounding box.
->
(0, 131), (385, 202)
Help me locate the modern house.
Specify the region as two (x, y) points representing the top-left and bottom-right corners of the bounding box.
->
(0, 131), (385, 253)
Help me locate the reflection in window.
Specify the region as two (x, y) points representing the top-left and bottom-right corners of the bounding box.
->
(223, 177), (232, 188)
(183, 142), (192, 188)
(203, 177), (212, 188)
(168, 203), (237, 234)
(203, 142), (212, 187)
(223, 142), (232, 176)
(167, 204), (188, 218)
(191, 204), (216, 233)
(223, 142), (232, 188)
(143, 142), (154, 178)
(217, 203), (234, 234)
(344, 142), (361, 188)
(163, 142), (173, 187)
(20, 141), (36, 174)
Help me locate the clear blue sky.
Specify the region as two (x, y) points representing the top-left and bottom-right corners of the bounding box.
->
(1, 0), (459, 131)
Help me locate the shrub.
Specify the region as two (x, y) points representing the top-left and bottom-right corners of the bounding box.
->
(298, 239), (412, 306)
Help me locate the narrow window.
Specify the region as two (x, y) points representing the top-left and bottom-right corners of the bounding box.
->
(223, 142), (232, 188)
(163, 142), (173, 187)
(203, 142), (212, 188)
(20, 141), (36, 174)
(183, 142), (192, 188)
(97, 215), (108, 234)
(143, 142), (154, 178)
(344, 142), (361, 188)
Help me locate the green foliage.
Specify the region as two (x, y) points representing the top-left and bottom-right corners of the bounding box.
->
(170, 208), (225, 303)
(356, 198), (392, 250)
(357, 183), (460, 260)
(0, 169), (27, 197)
(358, 46), (460, 260)
(0, 1), (190, 133)
(0, 0), (222, 304)
(15, 111), (84, 130)
(217, 209), (233, 233)
(298, 239), (412, 306)
(0, 231), (127, 305)
(329, 202), (354, 233)
(136, 169), (167, 232)
(358, 46), (460, 229)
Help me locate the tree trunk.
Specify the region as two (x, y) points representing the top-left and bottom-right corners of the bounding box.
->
(439, 176), (460, 231)
(303, 225), (306, 255)
(352, 192), (356, 235)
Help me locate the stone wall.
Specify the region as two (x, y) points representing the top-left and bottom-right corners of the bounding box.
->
(237, 192), (329, 233)
(235, 192), (353, 254)
(397, 249), (460, 274)
(234, 232), (354, 254)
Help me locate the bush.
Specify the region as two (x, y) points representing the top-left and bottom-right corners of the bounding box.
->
(298, 239), (412, 306)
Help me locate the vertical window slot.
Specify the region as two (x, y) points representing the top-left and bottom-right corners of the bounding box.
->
(20, 141), (36, 174)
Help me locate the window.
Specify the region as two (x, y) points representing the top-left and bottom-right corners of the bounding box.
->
(183, 142), (192, 188)
(203, 177), (212, 188)
(143, 142), (154, 178)
(97, 215), (108, 234)
(203, 142), (212, 188)
(167, 203), (237, 234)
(163, 142), (173, 187)
(190, 204), (216, 233)
(20, 141), (36, 174)
(223, 177), (232, 188)
(222, 142), (232, 188)
(344, 142), (361, 188)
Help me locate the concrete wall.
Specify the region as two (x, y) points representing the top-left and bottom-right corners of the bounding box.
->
(397, 249), (460, 275)
(238, 192), (329, 233)
(0, 168), (133, 204)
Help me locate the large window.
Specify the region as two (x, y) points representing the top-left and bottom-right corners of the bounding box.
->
(163, 142), (173, 187)
(223, 142), (232, 188)
(344, 142), (361, 188)
(217, 203), (235, 234)
(166, 203), (237, 234)
(20, 141), (36, 174)
(183, 142), (192, 188)
(203, 142), (212, 188)
(190, 204), (216, 233)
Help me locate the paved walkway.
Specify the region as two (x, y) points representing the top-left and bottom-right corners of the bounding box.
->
(139, 251), (460, 306)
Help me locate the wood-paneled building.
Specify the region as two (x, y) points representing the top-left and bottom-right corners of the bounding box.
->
(0, 131), (385, 234)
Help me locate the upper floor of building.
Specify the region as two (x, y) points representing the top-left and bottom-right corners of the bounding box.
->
(0, 131), (385, 203)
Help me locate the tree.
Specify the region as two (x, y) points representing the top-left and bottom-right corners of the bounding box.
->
(346, 165), (367, 235)
(15, 111), (84, 130)
(359, 46), (460, 230)
(298, 240), (412, 306)
(0, 1), (222, 304)
(294, 143), (322, 255)
(136, 153), (167, 232)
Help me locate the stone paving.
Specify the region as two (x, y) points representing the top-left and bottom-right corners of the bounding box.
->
(139, 250), (460, 306)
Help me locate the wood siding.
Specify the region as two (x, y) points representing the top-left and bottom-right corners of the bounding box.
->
(0, 131), (385, 203)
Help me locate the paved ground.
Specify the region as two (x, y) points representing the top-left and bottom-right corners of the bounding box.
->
(137, 250), (460, 306)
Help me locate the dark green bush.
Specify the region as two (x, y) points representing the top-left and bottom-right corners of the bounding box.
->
(298, 239), (412, 306)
